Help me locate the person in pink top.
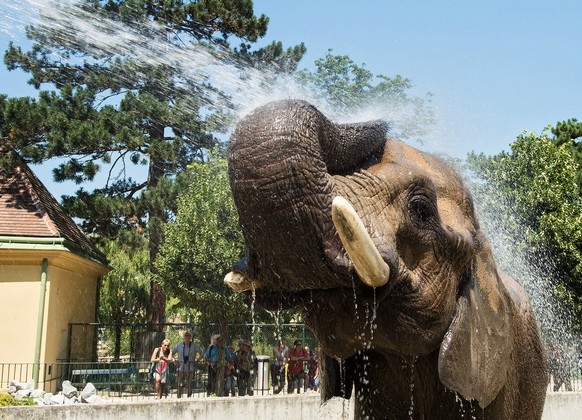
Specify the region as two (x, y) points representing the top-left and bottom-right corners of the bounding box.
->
(150, 338), (174, 399)
(287, 339), (308, 394)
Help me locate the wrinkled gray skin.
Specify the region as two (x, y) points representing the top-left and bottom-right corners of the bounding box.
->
(227, 100), (547, 419)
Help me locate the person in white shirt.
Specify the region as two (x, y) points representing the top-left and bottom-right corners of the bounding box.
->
(272, 338), (289, 394)
(172, 331), (203, 398)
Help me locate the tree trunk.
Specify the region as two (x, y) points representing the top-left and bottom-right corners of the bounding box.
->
(146, 149), (166, 331)
(114, 324), (122, 361)
(215, 322), (230, 397)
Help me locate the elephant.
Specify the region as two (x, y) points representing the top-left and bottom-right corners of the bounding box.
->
(225, 100), (548, 419)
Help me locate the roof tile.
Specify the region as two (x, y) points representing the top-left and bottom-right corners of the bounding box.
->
(0, 151), (108, 265)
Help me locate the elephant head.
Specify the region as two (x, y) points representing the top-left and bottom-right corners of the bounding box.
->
(226, 100), (546, 418)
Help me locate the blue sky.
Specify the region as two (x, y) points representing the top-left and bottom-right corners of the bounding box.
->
(252, 0), (581, 157)
(1, 1), (581, 195)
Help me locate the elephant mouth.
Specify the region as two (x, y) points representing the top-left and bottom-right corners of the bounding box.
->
(224, 195), (393, 295)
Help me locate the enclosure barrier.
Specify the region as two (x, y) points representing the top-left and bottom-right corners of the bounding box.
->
(1, 392), (581, 420)
(1, 358), (276, 400)
(2, 358), (581, 401)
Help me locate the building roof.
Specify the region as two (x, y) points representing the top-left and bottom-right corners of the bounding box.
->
(0, 150), (108, 266)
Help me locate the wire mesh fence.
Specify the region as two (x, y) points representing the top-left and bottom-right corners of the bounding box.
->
(67, 322), (317, 362)
(0, 359), (274, 400)
(2, 358), (582, 401)
(0, 322), (319, 400)
(3, 322), (581, 401)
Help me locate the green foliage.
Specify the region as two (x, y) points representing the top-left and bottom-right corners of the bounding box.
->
(98, 231), (150, 324)
(1, 0), (304, 235)
(156, 150), (252, 323)
(237, 41), (307, 74)
(98, 230), (150, 358)
(467, 129), (582, 324)
(0, 391), (36, 407)
(551, 118), (582, 191)
(0, 391), (16, 407)
(296, 49), (434, 139)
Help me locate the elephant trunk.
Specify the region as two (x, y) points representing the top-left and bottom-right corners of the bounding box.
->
(227, 100), (388, 292)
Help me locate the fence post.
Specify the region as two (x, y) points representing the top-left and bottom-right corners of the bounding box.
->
(67, 323), (73, 363)
(33, 258), (49, 388)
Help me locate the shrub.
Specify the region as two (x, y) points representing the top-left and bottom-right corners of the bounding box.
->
(0, 391), (36, 407)
(0, 391), (18, 407)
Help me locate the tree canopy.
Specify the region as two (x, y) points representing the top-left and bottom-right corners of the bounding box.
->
(98, 230), (150, 359)
(296, 49), (434, 139)
(551, 118), (582, 190)
(467, 129), (582, 330)
(155, 150), (277, 325)
(155, 152), (243, 297)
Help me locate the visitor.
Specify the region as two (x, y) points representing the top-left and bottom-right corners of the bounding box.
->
(307, 349), (319, 392)
(172, 331), (204, 398)
(204, 334), (221, 396)
(235, 339), (257, 396)
(578, 353), (582, 377)
(227, 343), (237, 361)
(272, 338), (288, 394)
(224, 359), (236, 397)
(287, 339), (308, 394)
(151, 338), (174, 399)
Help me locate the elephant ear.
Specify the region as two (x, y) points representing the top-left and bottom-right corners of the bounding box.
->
(438, 231), (514, 408)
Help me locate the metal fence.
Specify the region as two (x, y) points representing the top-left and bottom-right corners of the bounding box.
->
(67, 322), (317, 362)
(2, 358), (582, 401)
(3, 321), (580, 401)
(1, 322), (318, 400)
(0, 358), (274, 399)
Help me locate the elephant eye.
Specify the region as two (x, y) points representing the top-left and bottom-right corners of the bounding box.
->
(408, 195), (437, 227)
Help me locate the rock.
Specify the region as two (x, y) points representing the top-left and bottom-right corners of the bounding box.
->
(10, 380), (26, 391)
(84, 394), (104, 404)
(25, 379), (35, 390)
(80, 382), (97, 402)
(14, 389), (32, 400)
(64, 396), (78, 405)
(7, 385), (16, 394)
(61, 380), (78, 398)
(50, 394), (65, 405)
(43, 393), (54, 405)
(30, 388), (45, 398)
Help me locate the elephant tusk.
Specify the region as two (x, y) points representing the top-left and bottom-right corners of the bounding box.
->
(224, 271), (261, 292)
(332, 196), (390, 288)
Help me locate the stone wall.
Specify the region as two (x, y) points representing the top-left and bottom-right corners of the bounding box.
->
(1, 393), (580, 420)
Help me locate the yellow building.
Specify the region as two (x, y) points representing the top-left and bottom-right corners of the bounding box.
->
(0, 150), (109, 390)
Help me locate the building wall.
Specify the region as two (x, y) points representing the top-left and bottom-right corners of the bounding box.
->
(0, 249), (107, 368)
(43, 261), (99, 363)
(0, 261), (42, 364)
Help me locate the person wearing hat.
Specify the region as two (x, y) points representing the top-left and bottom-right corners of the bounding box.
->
(235, 339), (257, 396)
(172, 331), (204, 398)
(204, 334), (221, 396)
(287, 339), (309, 394)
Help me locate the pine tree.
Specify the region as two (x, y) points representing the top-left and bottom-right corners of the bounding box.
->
(1, 0), (305, 330)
